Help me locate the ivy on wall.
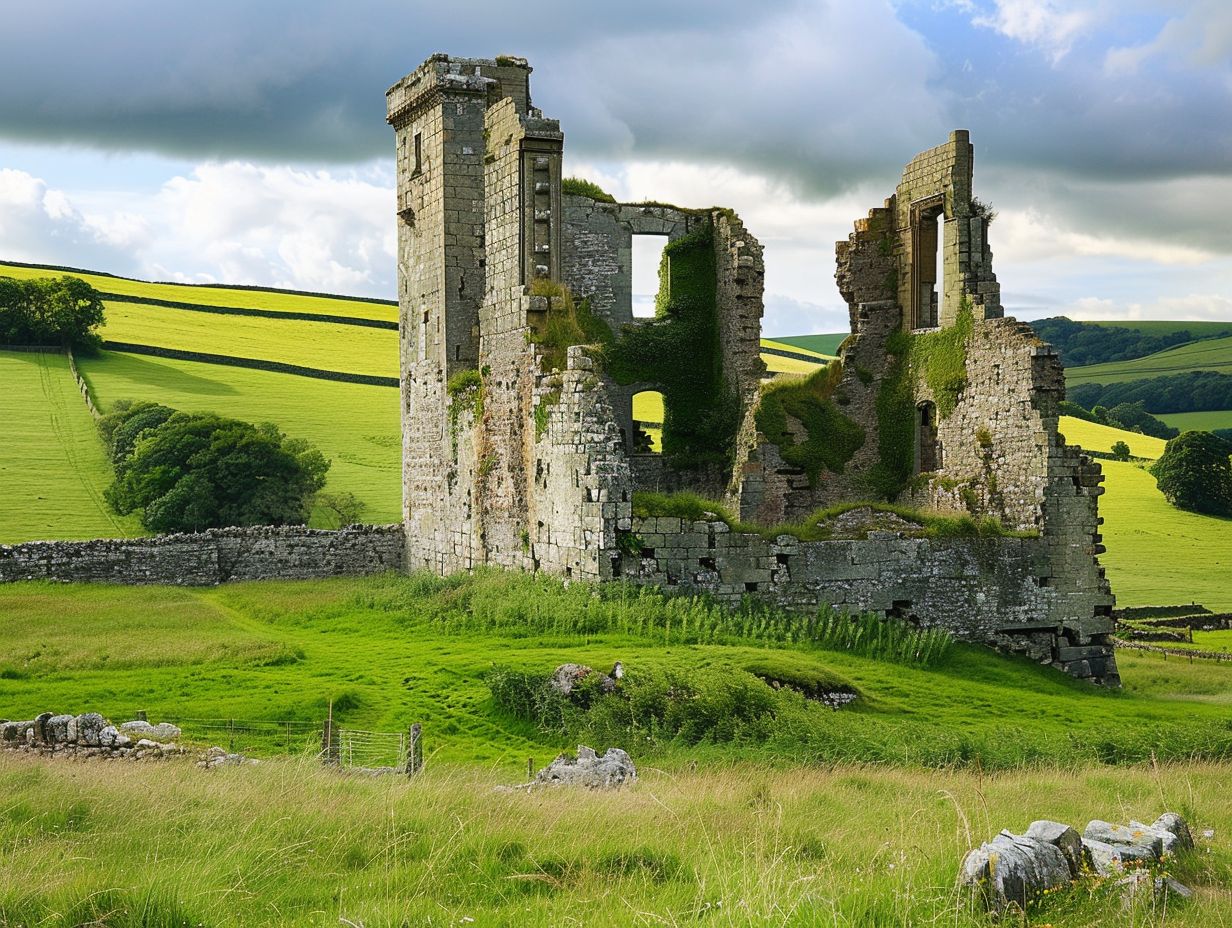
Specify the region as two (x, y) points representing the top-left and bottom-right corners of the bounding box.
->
(606, 221), (740, 468)
(869, 303), (974, 500)
(755, 362), (864, 485)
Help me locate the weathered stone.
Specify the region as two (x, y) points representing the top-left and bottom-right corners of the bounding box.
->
(76, 713), (106, 747)
(533, 745), (636, 789)
(1083, 820), (1164, 859)
(1151, 812), (1195, 854)
(958, 831), (1071, 911)
(121, 720), (182, 741)
(1026, 820), (1088, 877)
(549, 663), (616, 697)
(1082, 838), (1156, 875)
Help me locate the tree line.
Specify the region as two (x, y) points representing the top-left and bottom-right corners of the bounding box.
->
(0, 275), (106, 351)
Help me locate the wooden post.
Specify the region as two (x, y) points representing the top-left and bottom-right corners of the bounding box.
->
(527, 757), (535, 782)
(406, 722), (423, 777)
(136, 710), (148, 722)
(322, 700), (339, 766)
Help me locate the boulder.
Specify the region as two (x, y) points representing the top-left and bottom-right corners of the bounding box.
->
(76, 713), (107, 747)
(33, 712), (53, 743)
(1082, 838), (1156, 875)
(958, 831), (1072, 911)
(1083, 820), (1163, 859)
(120, 720), (182, 741)
(1151, 813), (1194, 854)
(533, 745), (636, 789)
(549, 664), (617, 698)
(1025, 820), (1088, 877)
(45, 714), (74, 743)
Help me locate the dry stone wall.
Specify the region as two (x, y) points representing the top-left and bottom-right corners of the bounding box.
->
(0, 525), (404, 585)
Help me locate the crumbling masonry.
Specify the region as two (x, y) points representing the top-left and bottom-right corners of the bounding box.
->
(387, 56), (1118, 684)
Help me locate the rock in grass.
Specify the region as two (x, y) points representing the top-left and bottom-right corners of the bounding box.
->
(958, 831), (1072, 911)
(120, 720), (182, 741)
(1151, 813), (1195, 853)
(549, 664), (617, 698)
(76, 713), (106, 746)
(1083, 820), (1164, 859)
(1082, 838), (1156, 875)
(533, 745), (636, 789)
(1026, 820), (1088, 877)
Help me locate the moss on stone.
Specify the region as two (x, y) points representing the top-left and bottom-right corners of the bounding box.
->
(527, 282), (611, 373)
(755, 363), (865, 486)
(606, 220), (740, 469)
(561, 177), (616, 203)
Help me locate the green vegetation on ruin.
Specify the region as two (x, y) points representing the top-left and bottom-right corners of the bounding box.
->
(754, 362), (864, 484)
(560, 176), (617, 203)
(526, 278), (612, 372)
(607, 221), (741, 469)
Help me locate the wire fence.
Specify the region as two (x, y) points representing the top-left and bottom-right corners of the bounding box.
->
(335, 728), (408, 770)
(158, 717), (323, 756)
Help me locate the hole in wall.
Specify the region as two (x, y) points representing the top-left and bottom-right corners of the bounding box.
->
(632, 389), (664, 453)
(631, 234), (668, 319)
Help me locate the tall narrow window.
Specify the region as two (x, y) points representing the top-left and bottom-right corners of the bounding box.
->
(413, 132), (423, 176)
(631, 235), (668, 319)
(916, 401), (941, 473)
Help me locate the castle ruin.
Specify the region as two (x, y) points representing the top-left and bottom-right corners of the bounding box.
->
(386, 54), (1118, 685)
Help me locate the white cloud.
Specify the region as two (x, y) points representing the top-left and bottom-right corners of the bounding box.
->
(0, 168), (132, 270)
(972, 0), (1098, 60)
(1062, 293), (1232, 321)
(1106, 0), (1232, 74)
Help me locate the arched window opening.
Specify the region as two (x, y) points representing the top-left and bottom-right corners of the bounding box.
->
(632, 389), (664, 453)
(916, 401), (941, 473)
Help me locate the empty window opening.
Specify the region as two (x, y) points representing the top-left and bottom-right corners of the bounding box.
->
(632, 235), (668, 318)
(412, 132), (423, 176)
(916, 401), (941, 473)
(632, 389), (664, 453)
(912, 201), (944, 330)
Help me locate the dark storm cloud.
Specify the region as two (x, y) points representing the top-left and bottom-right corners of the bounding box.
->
(2, 0), (1230, 198)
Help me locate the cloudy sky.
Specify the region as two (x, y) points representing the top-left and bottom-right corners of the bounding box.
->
(0, 0), (1229, 335)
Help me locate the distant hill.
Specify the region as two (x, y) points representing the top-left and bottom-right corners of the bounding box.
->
(1030, 316), (1232, 367)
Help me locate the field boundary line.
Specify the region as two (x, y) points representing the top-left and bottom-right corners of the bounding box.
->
(100, 342), (399, 388)
(1113, 637), (1232, 662)
(100, 293), (398, 329)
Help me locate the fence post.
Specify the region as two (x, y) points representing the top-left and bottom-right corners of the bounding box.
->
(322, 701), (339, 766)
(406, 722), (423, 778)
(527, 757), (535, 782)
(136, 710), (148, 722)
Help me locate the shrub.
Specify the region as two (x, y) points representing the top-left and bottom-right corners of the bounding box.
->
(561, 177), (616, 203)
(1150, 430), (1232, 517)
(104, 412), (330, 532)
(526, 280), (610, 372)
(755, 363), (864, 485)
(1110, 440), (1131, 461)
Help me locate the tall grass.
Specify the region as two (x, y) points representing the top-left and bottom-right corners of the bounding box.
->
(357, 569), (953, 667)
(0, 753), (1228, 927)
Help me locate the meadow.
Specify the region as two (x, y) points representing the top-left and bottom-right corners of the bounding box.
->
(1065, 334), (1232, 386)
(2, 571), (1232, 925)
(1159, 409), (1232, 433)
(99, 300), (399, 378)
(0, 351), (140, 542)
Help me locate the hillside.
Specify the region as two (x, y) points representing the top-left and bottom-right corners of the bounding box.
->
(1066, 334), (1232, 386)
(0, 352), (140, 542)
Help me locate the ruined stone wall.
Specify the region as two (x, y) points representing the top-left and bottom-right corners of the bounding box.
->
(609, 518), (1117, 684)
(0, 525), (405, 585)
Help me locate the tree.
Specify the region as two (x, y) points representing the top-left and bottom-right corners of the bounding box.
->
(98, 400), (178, 465)
(1110, 440), (1131, 461)
(104, 412), (330, 532)
(1150, 431), (1232, 517)
(0, 275), (105, 351)
(316, 491), (368, 528)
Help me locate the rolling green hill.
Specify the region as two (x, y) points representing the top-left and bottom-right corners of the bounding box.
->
(1065, 334), (1232, 386)
(1159, 409), (1232, 433)
(0, 351), (141, 542)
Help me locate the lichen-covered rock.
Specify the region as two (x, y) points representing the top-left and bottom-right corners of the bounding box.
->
(1082, 838), (1156, 875)
(549, 664), (617, 698)
(1149, 813), (1194, 854)
(76, 713), (106, 747)
(120, 720), (182, 741)
(1025, 820), (1088, 877)
(958, 831), (1072, 911)
(45, 714), (73, 743)
(1083, 820), (1164, 859)
(533, 745), (635, 789)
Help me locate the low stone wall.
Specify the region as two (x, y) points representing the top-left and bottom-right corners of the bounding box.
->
(1, 712), (185, 762)
(0, 524), (405, 585)
(613, 517), (1117, 684)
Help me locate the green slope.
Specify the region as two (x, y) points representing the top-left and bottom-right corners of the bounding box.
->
(772, 332), (848, 356)
(1066, 334), (1232, 385)
(1091, 320), (1232, 337)
(76, 351), (402, 526)
(1158, 409), (1232, 432)
(0, 351), (141, 542)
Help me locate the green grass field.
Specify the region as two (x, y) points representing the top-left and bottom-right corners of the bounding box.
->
(0, 261), (398, 323)
(1058, 415), (1167, 459)
(99, 300), (398, 378)
(76, 350), (402, 526)
(1090, 320), (1232, 337)
(0, 351), (140, 542)
(1159, 409), (1232, 432)
(772, 332), (848, 355)
(1, 572), (1231, 925)
(1066, 334), (1232, 385)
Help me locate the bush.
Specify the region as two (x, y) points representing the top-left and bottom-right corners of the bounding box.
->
(104, 411), (330, 532)
(561, 177), (616, 203)
(755, 363), (864, 485)
(1150, 430), (1232, 517)
(1110, 440), (1131, 461)
(0, 275), (105, 351)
